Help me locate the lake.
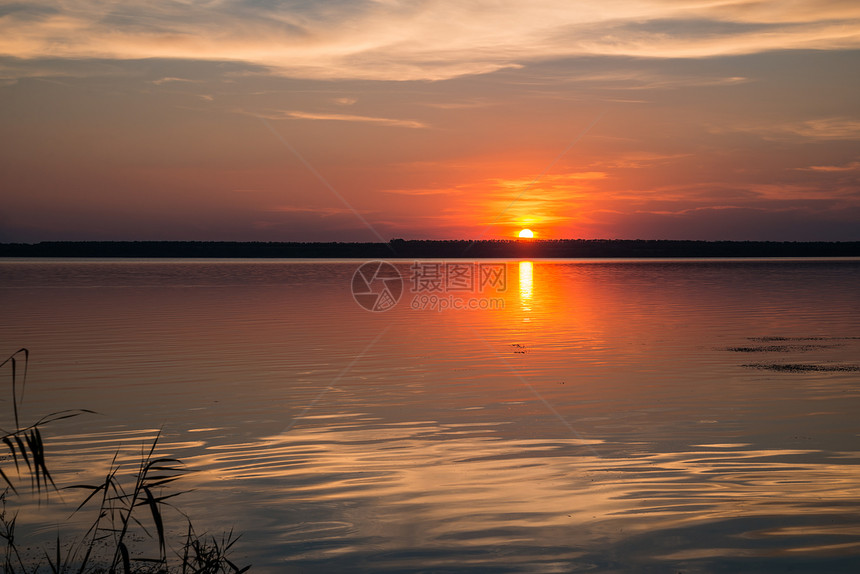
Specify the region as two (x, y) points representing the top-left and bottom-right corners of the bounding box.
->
(1, 258), (859, 572)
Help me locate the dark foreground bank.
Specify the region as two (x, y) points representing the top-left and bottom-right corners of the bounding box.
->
(1, 239), (860, 258)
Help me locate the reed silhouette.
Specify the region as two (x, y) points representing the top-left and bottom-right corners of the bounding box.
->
(0, 348), (250, 573)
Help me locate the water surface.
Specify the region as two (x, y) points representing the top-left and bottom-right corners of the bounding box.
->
(1, 258), (859, 572)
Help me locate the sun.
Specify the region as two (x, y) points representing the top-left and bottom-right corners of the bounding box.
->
(518, 228), (534, 238)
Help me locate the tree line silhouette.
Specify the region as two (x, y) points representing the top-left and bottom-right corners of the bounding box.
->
(1, 239), (859, 258)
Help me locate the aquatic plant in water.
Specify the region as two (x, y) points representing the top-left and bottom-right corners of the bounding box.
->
(0, 348), (250, 573)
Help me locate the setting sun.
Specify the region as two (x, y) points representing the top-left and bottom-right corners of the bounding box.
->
(518, 229), (534, 238)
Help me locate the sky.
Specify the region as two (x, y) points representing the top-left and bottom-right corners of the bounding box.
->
(1, 0), (859, 242)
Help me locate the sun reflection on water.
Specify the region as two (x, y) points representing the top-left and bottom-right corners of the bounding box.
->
(519, 261), (533, 316)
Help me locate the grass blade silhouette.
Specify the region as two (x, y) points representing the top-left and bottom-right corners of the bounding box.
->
(1, 350), (251, 572)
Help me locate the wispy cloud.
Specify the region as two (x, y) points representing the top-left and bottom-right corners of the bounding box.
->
(279, 110), (427, 129)
(151, 76), (195, 85)
(380, 187), (462, 196)
(801, 160), (860, 172)
(2, 1), (858, 81)
(716, 117), (860, 141)
(265, 205), (371, 217)
(781, 118), (860, 141)
(250, 108), (427, 128)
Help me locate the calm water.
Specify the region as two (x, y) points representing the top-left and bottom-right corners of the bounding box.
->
(1, 258), (859, 573)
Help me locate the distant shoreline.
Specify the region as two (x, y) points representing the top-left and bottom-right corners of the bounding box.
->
(2, 239), (860, 259)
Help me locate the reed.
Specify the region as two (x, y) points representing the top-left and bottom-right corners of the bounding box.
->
(0, 348), (250, 573)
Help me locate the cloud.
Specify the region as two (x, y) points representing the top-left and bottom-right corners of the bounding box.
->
(380, 187), (461, 196)
(555, 70), (751, 90)
(1, 1), (859, 81)
(151, 76), (195, 85)
(592, 152), (693, 170)
(265, 205), (368, 216)
(801, 160), (860, 172)
(711, 117), (860, 141)
(421, 99), (495, 110)
(781, 118), (860, 140)
(580, 204), (860, 241)
(250, 107), (427, 128)
(276, 110), (427, 128)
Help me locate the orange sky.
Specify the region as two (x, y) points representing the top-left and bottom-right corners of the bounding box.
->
(1, 1), (859, 241)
